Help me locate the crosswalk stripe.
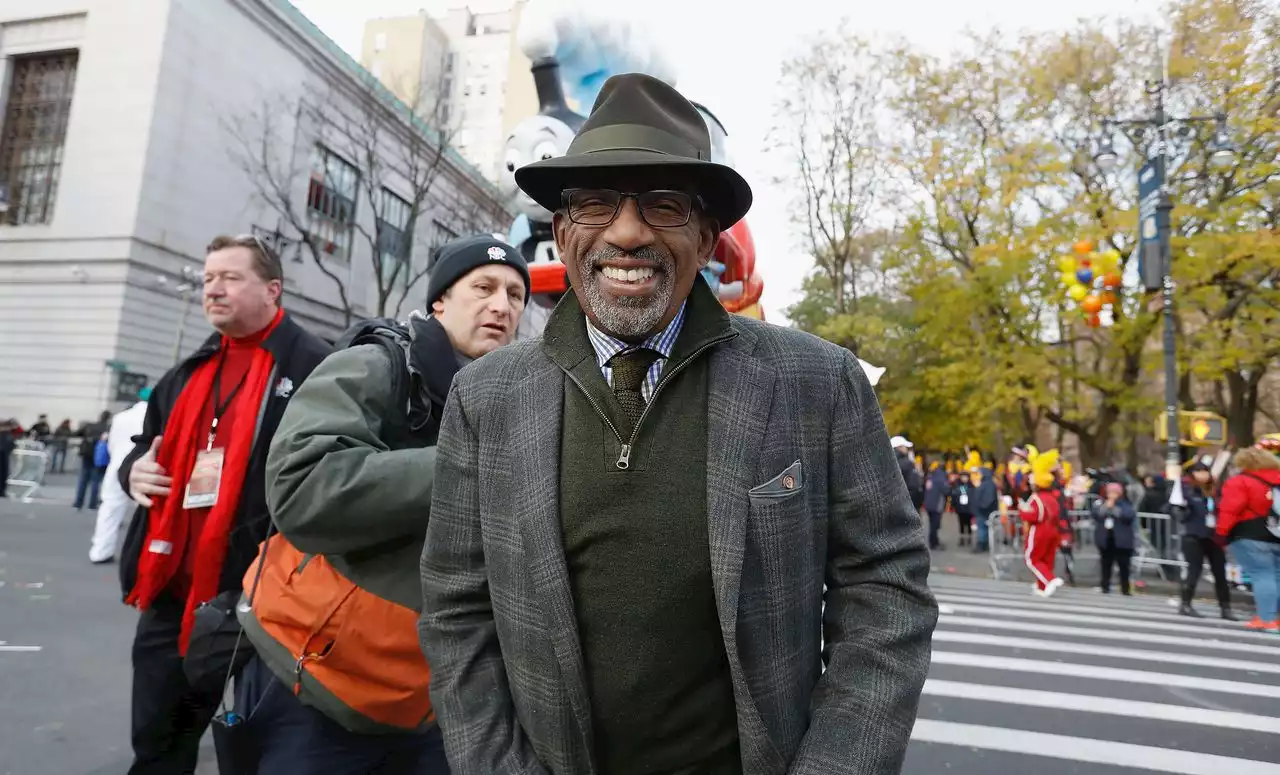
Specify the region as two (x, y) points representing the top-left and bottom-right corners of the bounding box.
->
(934, 593), (1246, 628)
(911, 719), (1280, 775)
(932, 651), (1280, 699)
(931, 577), (1189, 608)
(922, 679), (1280, 734)
(930, 588), (1205, 616)
(930, 580), (1197, 608)
(932, 630), (1280, 675)
(940, 615), (1280, 657)
(941, 603), (1277, 641)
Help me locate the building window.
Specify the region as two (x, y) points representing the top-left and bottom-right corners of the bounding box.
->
(377, 188), (412, 286)
(371, 59), (383, 79)
(374, 32), (387, 52)
(428, 219), (459, 270)
(0, 51), (79, 226)
(479, 83), (487, 96)
(306, 145), (359, 262)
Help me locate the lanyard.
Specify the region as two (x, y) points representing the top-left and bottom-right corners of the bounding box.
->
(206, 348), (248, 451)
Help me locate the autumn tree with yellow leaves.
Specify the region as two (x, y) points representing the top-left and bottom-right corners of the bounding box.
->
(778, 0), (1280, 465)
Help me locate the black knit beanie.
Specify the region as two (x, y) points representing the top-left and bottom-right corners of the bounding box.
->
(427, 235), (531, 308)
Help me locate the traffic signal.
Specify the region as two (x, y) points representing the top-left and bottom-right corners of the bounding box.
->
(1153, 411), (1227, 446)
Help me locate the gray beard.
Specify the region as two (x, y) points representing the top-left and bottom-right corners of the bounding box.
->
(576, 245), (676, 339)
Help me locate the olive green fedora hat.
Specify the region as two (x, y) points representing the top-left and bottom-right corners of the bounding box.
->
(514, 72), (753, 228)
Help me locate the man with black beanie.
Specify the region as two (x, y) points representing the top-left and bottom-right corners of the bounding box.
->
(230, 235), (528, 773)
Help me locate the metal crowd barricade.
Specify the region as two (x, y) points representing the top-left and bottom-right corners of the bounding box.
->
(990, 503), (1188, 583)
(1132, 511), (1185, 581)
(5, 439), (49, 503)
(988, 510), (1024, 581)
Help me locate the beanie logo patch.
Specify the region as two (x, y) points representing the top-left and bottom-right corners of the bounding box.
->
(487, 246), (507, 262)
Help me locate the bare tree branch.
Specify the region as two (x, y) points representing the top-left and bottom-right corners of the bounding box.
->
(223, 51), (507, 326)
(773, 24), (886, 327)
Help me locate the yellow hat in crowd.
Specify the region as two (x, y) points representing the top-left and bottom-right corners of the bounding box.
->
(1029, 448), (1061, 489)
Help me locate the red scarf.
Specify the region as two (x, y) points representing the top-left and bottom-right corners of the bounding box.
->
(126, 309), (283, 653)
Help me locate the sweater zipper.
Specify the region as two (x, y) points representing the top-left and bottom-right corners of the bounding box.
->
(564, 334), (735, 471)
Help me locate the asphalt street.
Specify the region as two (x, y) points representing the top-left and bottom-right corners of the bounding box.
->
(0, 477), (218, 775)
(910, 574), (1280, 773)
(3, 476), (1278, 774)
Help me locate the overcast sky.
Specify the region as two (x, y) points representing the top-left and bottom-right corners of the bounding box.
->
(292, 0), (1163, 320)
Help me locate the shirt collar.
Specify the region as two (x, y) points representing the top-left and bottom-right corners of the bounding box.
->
(584, 301), (687, 370)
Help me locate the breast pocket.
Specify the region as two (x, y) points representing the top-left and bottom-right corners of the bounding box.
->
(748, 459), (803, 501)
(749, 460), (809, 545)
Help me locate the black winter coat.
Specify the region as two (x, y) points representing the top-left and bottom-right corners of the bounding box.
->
(117, 313), (330, 603)
(1177, 479), (1213, 539)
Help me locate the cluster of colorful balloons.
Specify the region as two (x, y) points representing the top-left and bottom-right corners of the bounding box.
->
(1058, 240), (1123, 328)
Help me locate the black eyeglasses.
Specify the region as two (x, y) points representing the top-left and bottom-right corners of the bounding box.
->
(562, 188), (702, 228)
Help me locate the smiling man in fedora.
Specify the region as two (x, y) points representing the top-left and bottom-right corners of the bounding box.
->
(419, 73), (937, 774)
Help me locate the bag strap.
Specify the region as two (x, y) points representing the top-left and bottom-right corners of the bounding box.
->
(243, 519), (277, 607)
(215, 518), (276, 720)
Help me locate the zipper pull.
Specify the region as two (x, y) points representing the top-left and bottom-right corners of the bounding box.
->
(616, 444), (632, 470)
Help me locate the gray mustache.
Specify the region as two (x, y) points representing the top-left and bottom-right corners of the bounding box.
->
(585, 246), (673, 269)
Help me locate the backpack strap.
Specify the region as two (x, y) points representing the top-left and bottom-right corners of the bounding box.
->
(336, 318), (413, 433)
(353, 329), (411, 420)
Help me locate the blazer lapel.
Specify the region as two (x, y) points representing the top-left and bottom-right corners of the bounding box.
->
(511, 353), (596, 762)
(706, 332), (775, 643)
(707, 331), (787, 772)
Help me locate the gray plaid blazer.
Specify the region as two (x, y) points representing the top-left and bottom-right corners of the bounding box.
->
(419, 301), (937, 775)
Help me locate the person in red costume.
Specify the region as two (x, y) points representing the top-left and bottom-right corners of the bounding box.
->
(1021, 450), (1066, 597)
(116, 234), (329, 774)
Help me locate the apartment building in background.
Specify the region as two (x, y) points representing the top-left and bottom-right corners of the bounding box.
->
(360, 2), (538, 184)
(0, 0), (510, 425)
(361, 11), (454, 118)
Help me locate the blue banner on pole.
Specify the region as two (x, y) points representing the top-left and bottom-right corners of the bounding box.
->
(1137, 157), (1168, 291)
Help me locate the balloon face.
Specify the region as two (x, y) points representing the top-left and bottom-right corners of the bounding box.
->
(695, 105), (733, 167)
(1076, 268), (1094, 285)
(1068, 283), (1088, 301)
(499, 115), (579, 222)
(1102, 272), (1122, 289)
(1081, 294), (1103, 314)
(1073, 240), (1094, 255)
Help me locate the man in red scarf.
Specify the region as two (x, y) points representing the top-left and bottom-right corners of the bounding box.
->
(116, 234), (329, 774)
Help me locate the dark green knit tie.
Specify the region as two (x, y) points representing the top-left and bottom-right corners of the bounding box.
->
(610, 348), (661, 435)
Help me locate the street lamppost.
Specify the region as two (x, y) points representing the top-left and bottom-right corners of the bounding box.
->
(157, 266), (204, 365)
(1091, 77), (1235, 484)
